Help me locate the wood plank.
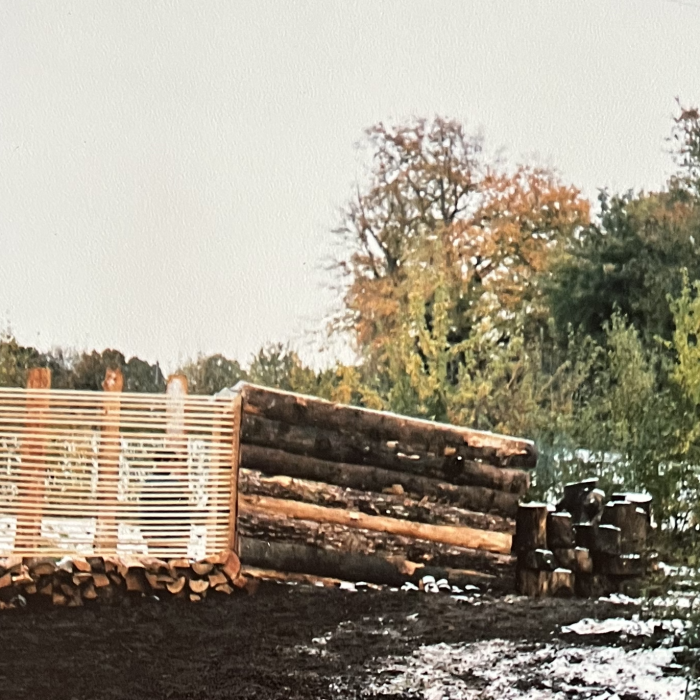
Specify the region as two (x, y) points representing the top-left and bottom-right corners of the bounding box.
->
(228, 393), (243, 552)
(93, 368), (123, 551)
(15, 368), (52, 550)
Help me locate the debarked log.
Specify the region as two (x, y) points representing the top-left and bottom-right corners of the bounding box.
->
(237, 510), (514, 576)
(235, 382), (538, 469)
(240, 414), (531, 493)
(239, 468), (515, 534)
(239, 444), (520, 518)
(239, 494), (512, 555)
(238, 537), (505, 590)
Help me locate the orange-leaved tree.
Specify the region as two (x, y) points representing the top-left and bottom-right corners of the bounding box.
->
(331, 116), (590, 425)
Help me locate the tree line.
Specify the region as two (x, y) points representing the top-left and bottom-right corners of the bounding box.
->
(3, 102), (700, 539)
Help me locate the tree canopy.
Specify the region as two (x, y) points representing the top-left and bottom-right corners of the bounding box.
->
(4, 102), (700, 534)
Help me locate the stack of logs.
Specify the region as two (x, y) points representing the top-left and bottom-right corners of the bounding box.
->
(0, 550), (246, 609)
(514, 478), (651, 597)
(234, 383), (537, 591)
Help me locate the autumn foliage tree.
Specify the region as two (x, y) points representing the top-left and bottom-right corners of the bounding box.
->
(334, 118), (589, 357)
(332, 116), (589, 425)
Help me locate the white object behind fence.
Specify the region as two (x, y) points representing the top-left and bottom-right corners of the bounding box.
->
(0, 381), (239, 559)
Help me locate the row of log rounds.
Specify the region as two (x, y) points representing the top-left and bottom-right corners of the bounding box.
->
(0, 551), (248, 609)
(513, 481), (651, 597)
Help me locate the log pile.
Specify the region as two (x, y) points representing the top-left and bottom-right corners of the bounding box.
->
(513, 479), (652, 597)
(0, 550), (248, 609)
(233, 383), (536, 590)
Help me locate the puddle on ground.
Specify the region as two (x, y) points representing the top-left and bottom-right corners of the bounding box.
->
(351, 638), (688, 699)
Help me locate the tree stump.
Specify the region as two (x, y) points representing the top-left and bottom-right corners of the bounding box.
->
(553, 548), (576, 569)
(611, 492), (652, 523)
(574, 523), (597, 551)
(547, 512), (574, 549)
(516, 569), (550, 597)
(519, 549), (555, 571)
(557, 478), (598, 522)
(574, 547), (592, 574)
(601, 501), (645, 553)
(512, 503), (548, 554)
(550, 568), (575, 597)
(596, 524), (622, 555)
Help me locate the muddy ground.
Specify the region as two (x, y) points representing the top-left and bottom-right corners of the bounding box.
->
(0, 584), (686, 699)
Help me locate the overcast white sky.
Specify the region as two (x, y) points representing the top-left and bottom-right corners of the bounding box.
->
(1, 1), (699, 372)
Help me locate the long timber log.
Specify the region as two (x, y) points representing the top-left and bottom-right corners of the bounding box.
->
(239, 537), (508, 590)
(240, 468), (515, 534)
(235, 382), (537, 469)
(239, 494), (512, 554)
(237, 511), (513, 575)
(240, 414), (531, 491)
(239, 444), (520, 518)
(240, 433), (528, 495)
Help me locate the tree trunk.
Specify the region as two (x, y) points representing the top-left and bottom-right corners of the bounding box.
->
(512, 503), (548, 553)
(611, 493), (652, 523)
(235, 382), (538, 469)
(550, 568), (575, 597)
(601, 500), (647, 553)
(240, 413), (533, 487)
(239, 494), (512, 554)
(596, 524), (622, 555)
(574, 547), (593, 574)
(556, 478), (599, 523)
(239, 444), (520, 518)
(518, 548), (555, 570)
(547, 512), (574, 549)
(516, 568), (550, 597)
(237, 510), (514, 576)
(240, 468), (515, 533)
(238, 537), (510, 590)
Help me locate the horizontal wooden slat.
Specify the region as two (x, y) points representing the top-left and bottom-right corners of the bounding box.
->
(0, 387), (237, 559)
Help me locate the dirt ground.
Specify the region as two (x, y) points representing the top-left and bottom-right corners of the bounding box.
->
(0, 584), (684, 700)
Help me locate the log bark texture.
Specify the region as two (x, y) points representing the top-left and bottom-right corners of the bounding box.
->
(240, 415), (531, 493)
(238, 537), (508, 590)
(557, 479), (599, 523)
(239, 444), (520, 518)
(601, 501), (647, 553)
(240, 468), (515, 534)
(547, 512), (574, 549)
(235, 382), (537, 469)
(237, 510), (513, 576)
(516, 568), (550, 597)
(550, 568), (575, 597)
(239, 494), (512, 554)
(512, 503), (548, 553)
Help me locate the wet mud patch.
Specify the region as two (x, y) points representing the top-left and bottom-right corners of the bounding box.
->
(0, 584), (688, 699)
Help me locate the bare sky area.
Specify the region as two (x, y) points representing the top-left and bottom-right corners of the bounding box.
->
(1, 1), (699, 371)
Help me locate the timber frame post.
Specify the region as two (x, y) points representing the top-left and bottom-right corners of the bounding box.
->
(227, 392), (243, 553)
(94, 368), (123, 551)
(15, 368), (52, 552)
